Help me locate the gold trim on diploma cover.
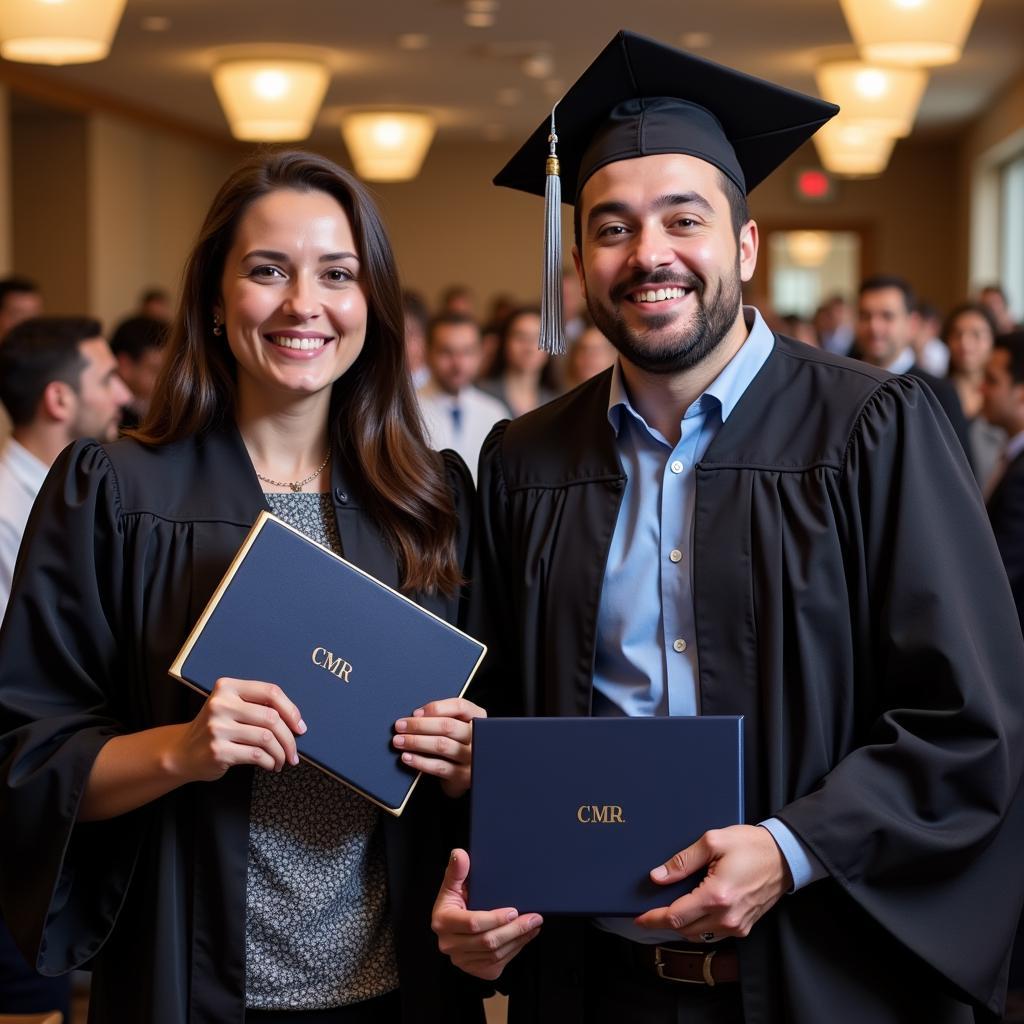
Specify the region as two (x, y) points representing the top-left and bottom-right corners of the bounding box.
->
(168, 510), (488, 817)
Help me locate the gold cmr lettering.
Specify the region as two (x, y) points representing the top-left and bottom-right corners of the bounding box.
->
(311, 646), (353, 683)
(576, 804), (626, 824)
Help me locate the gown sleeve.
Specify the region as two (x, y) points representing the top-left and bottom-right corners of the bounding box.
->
(463, 422), (524, 718)
(0, 440), (144, 975)
(775, 375), (1024, 1016)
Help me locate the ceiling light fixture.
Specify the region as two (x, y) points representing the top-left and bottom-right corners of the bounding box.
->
(0, 0), (127, 64)
(212, 59), (330, 142)
(340, 111), (437, 182)
(786, 231), (833, 268)
(837, 0), (984, 66)
(397, 33), (429, 51)
(815, 60), (928, 137)
(813, 117), (897, 177)
(521, 53), (553, 79)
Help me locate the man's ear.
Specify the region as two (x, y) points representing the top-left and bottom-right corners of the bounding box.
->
(40, 380), (76, 424)
(739, 220), (758, 284)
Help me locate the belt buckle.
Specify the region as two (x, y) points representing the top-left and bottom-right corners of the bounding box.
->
(653, 946), (717, 986)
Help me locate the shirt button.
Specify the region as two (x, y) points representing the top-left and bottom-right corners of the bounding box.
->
(334, 487), (348, 504)
(670, 460), (684, 474)
(673, 638), (688, 653)
(669, 549), (683, 563)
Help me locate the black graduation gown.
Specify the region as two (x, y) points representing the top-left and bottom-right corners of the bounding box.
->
(987, 450), (1024, 633)
(468, 336), (1024, 1024)
(0, 424), (484, 1024)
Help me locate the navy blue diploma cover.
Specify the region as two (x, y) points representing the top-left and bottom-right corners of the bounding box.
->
(469, 716), (744, 914)
(169, 511), (486, 816)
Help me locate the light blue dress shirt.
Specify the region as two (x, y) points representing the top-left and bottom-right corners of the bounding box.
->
(593, 308), (825, 944)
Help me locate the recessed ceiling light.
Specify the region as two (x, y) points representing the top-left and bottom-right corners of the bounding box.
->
(465, 11), (495, 27)
(397, 33), (429, 51)
(497, 87), (521, 106)
(679, 31), (712, 49)
(466, 0), (499, 10)
(482, 123), (506, 141)
(141, 15), (171, 32)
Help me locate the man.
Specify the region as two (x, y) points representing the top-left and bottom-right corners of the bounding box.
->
(980, 284), (1019, 335)
(137, 287), (172, 322)
(416, 312), (509, 480)
(433, 31), (1024, 1024)
(855, 274), (971, 461)
(981, 331), (1024, 630)
(109, 314), (168, 431)
(403, 289), (431, 389)
(911, 299), (949, 377)
(0, 316), (130, 612)
(0, 315), (129, 1019)
(0, 277), (42, 341)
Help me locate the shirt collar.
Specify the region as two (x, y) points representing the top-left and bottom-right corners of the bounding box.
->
(1005, 430), (1024, 464)
(1, 438), (49, 496)
(607, 305), (775, 436)
(885, 347), (916, 375)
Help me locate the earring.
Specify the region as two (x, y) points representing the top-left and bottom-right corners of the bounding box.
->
(213, 314), (223, 337)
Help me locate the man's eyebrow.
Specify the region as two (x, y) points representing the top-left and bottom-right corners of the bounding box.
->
(586, 192), (715, 229)
(586, 201), (632, 229)
(654, 192), (714, 215)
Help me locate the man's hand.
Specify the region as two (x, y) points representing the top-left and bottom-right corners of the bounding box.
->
(431, 849), (543, 980)
(634, 824), (791, 942)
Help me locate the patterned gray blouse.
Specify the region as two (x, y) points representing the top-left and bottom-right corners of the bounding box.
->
(245, 491), (399, 1010)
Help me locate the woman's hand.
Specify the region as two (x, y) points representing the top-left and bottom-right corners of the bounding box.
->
(168, 677), (306, 783)
(393, 697), (486, 798)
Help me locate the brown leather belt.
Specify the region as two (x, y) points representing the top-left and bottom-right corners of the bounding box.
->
(588, 927), (740, 986)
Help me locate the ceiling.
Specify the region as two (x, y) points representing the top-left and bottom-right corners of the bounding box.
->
(4, 0), (1024, 147)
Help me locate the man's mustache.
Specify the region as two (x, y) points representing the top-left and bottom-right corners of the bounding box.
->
(611, 270), (703, 303)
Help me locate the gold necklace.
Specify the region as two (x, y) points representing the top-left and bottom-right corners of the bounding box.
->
(255, 447), (331, 492)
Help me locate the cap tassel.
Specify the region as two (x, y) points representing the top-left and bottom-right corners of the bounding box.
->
(540, 110), (565, 355)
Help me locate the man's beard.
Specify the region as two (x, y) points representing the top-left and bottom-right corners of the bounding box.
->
(586, 263), (743, 375)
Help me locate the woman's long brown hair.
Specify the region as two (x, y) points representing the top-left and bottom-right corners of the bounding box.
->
(132, 150), (461, 596)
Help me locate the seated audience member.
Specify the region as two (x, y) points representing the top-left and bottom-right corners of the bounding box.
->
(109, 315), (168, 430)
(980, 283), (1020, 335)
(402, 289), (431, 389)
(439, 284), (475, 318)
(981, 331), (1024, 629)
(137, 287), (173, 322)
(855, 274), (972, 463)
(945, 301), (1005, 488)
(417, 313), (509, 481)
(480, 294), (516, 381)
(0, 277), (42, 341)
(479, 306), (558, 417)
(0, 316), (129, 1021)
(779, 312), (818, 348)
(565, 324), (616, 390)
(815, 293), (854, 354)
(912, 300), (949, 376)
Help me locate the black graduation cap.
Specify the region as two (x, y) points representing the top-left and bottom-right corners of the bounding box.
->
(494, 30), (839, 352)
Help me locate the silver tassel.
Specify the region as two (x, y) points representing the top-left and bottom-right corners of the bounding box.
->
(540, 109), (565, 355)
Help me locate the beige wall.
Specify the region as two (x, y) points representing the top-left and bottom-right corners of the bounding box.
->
(87, 113), (237, 330)
(11, 107), (90, 315)
(748, 137), (962, 308)
(330, 139), (573, 317)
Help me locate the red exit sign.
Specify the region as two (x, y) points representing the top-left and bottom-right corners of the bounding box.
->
(795, 168), (835, 202)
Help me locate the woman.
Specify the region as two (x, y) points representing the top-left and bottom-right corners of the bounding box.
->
(0, 152), (485, 1024)
(480, 307), (558, 417)
(944, 301), (1005, 488)
(565, 325), (616, 391)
